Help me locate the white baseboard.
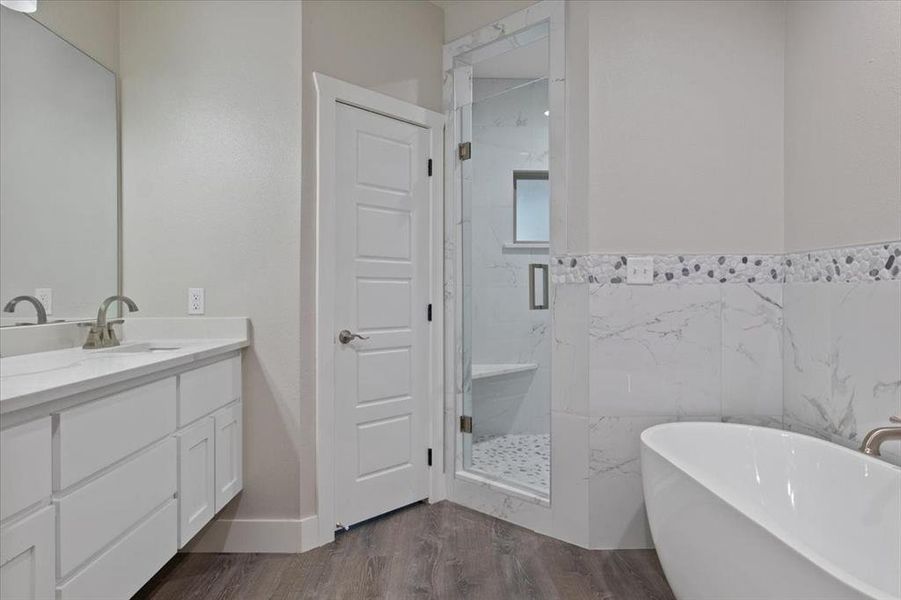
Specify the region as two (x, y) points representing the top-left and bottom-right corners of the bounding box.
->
(183, 514), (320, 553)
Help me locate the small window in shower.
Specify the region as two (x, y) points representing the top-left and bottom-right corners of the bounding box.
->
(513, 170), (549, 243)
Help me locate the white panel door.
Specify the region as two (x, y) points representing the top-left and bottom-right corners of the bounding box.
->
(334, 103), (431, 527)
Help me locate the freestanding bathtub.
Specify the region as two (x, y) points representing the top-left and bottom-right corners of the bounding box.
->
(641, 422), (901, 600)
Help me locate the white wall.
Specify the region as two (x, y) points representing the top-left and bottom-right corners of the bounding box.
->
(580, 0), (901, 551)
(31, 0), (119, 73)
(587, 0), (785, 255)
(120, 0), (303, 527)
(784, 0), (901, 252)
(300, 0), (444, 516)
(116, 0), (444, 540)
(782, 1), (901, 465)
(434, 0), (539, 42)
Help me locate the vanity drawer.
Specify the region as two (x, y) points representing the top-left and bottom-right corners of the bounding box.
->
(56, 437), (176, 576)
(56, 378), (176, 489)
(0, 417), (51, 521)
(179, 356), (241, 426)
(57, 499), (176, 600)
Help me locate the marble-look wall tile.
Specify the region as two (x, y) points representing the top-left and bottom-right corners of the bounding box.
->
(589, 284), (722, 417)
(551, 411), (590, 547)
(587, 282), (786, 549)
(783, 281), (901, 463)
(589, 416), (670, 549)
(722, 284), (783, 419)
(551, 283), (589, 416)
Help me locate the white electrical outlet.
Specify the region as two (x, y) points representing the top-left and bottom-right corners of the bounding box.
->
(188, 288), (205, 315)
(626, 256), (654, 285)
(34, 288), (52, 315)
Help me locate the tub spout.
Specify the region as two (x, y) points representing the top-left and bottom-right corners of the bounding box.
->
(859, 416), (901, 457)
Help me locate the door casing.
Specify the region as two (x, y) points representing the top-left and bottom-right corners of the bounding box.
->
(314, 73), (446, 548)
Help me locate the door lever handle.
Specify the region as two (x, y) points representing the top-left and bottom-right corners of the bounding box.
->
(338, 329), (369, 344)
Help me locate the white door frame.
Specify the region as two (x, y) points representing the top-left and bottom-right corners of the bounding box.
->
(314, 73), (446, 548)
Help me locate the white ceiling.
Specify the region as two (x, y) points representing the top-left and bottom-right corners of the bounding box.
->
(472, 37), (548, 79)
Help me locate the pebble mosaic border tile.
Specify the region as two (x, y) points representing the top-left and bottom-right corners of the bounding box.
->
(551, 253), (784, 285)
(551, 241), (901, 285)
(783, 241), (900, 284)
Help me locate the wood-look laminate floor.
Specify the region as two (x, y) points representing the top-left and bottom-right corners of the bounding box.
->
(135, 501), (675, 600)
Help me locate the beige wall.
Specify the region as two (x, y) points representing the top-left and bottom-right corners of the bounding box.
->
(434, 0), (539, 42)
(31, 0), (119, 72)
(587, 0), (785, 255)
(784, 0), (901, 252)
(117, 0), (441, 530)
(300, 0), (444, 516)
(120, 0), (303, 522)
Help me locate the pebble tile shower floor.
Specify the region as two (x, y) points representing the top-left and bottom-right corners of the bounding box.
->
(472, 433), (550, 494)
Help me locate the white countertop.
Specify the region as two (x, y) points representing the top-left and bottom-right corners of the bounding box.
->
(0, 318), (249, 415)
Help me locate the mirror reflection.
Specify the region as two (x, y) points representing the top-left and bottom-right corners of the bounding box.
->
(0, 6), (118, 326)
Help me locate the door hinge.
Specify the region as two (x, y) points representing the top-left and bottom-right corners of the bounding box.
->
(427, 303), (432, 322)
(427, 448), (433, 466)
(460, 415), (473, 434)
(458, 142), (471, 161)
(428, 158), (433, 176)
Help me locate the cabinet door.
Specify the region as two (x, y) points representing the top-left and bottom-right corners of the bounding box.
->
(177, 418), (214, 547)
(0, 506), (54, 600)
(0, 417), (51, 521)
(213, 402), (243, 512)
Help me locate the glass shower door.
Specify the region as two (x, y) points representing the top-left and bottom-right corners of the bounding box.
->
(459, 73), (551, 498)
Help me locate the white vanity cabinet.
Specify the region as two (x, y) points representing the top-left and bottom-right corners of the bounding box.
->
(0, 506), (55, 600)
(0, 417), (54, 599)
(0, 352), (243, 600)
(177, 417), (215, 547)
(213, 401), (243, 512)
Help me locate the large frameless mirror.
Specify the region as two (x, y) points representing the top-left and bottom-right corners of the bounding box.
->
(0, 6), (118, 326)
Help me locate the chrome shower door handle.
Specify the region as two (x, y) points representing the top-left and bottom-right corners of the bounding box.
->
(338, 329), (369, 344)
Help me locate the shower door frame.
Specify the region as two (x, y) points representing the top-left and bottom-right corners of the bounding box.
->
(443, 0), (589, 546)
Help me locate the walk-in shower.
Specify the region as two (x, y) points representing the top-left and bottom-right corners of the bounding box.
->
(455, 27), (551, 498)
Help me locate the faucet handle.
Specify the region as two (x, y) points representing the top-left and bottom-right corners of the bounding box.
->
(890, 416), (901, 424)
(105, 320), (124, 346)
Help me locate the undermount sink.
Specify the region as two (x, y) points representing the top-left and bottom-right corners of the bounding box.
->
(96, 342), (182, 354)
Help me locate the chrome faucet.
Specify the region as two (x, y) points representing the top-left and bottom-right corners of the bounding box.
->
(859, 416), (901, 457)
(82, 295), (139, 349)
(3, 295), (48, 324)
